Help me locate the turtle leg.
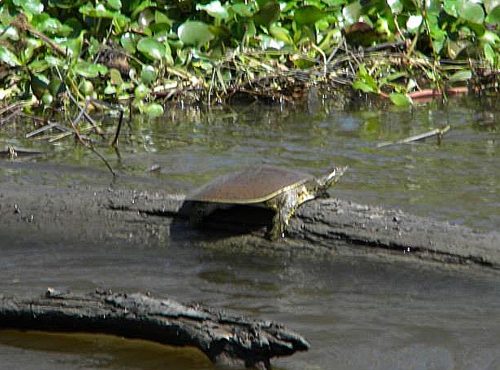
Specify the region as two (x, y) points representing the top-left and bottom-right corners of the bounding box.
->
(266, 195), (295, 240)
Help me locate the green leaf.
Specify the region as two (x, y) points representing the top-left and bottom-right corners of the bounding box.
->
(353, 80), (376, 93)
(28, 59), (49, 73)
(13, 0), (44, 14)
(269, 24), (293, 45)
(141, 65), (157, 85)
(231, 3), (254, 17)
(485, 6), (500, 25)
(458, 0), (485, 24)
(343, 1), (362, 25)
(106, 0), (122, 11)
(389, 93), (412, 106)
(254, 0), (280, 26)
(0, 46), (21, 66)
(74, 61), (108, 78)
(109, 68), (123, 85)
(32, 14), (72, 36)
(137, 37), (166, 61)
(135, 84), (150, 99)
(406, 15), (422, 33)
(448, 69), (472, 82)
(143, 102), (164, 118)
(294, 6), (327, 26)
(177, 21), (214, 47)
(484, 43), (497, 66)
(120, 33), (136, 53)
(79, 3), (129, 22)
(196, 1), (229, 20)
(387, 0), (403, 14)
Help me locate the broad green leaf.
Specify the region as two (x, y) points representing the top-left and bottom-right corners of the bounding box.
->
(269, 24), (293, 45)
(155, 11), (172, 26)
(45, 55), (65, 67)
(13, 0), (44, 14)
(353, 80), (376, 93)
(134, 84), (150, 99)
(177, 21), (214, 47)
(79, 79), (94, 95)
(106, 0), (122, 11)
(389, 93), (412, 106)
(0, 46), (21, 66)
(485, 6), (500, 25)
(109, 68), (123, 85)
(141, 65), (157, 85)
(448, 69), (472, 82)
(406, 15), (422, 32)
(197, 1), (229, 20)
(143, 102), (164, 118)
(104, 84), (117, 94)
(137, 37), (165, 60)
(254, 0), (280, 26)
(28, 59), (49, 73)
(294, 6), (327, 25)
(481, 30), (500, 45)
(458, 0), (485, 24)
(387, 0), (403, 14)
(484, 43), (497, 66)
(231, 3), (254, 17)
(32, 14), (72, 36)
(0, 26), (19, 41)
(121, 33), (136, 53)
(343, 1), (361, 25)
(74, 61), (108, 78)
(79, 3), (129, 22)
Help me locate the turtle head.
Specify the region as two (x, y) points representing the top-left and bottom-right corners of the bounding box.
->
(318, 165), (348, 189)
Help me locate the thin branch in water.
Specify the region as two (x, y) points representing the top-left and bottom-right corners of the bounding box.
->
(377, 125), (451, 148)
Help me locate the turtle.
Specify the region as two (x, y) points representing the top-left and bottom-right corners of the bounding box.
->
(187, 165), (347, 240)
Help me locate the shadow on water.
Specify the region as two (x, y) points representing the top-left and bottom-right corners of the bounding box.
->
(0, 96), (499, 369)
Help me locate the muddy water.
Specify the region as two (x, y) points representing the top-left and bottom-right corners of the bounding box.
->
(0, 96), (499, 369)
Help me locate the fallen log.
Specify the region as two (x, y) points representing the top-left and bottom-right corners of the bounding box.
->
(0, 288), (309, 370)
(106, 190), (500, 270)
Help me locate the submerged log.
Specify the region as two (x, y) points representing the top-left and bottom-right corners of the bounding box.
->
(0, 289), (309, 369)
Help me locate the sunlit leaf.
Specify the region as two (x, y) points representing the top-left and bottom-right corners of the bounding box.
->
(74, 61), (108, 78)
(448, 69), (472, 82)
(197, 1), (229, 20)
(389, 93), (412, 106)
(485, 6), (500, 25)
(343, 1), (361, 25)
(387, 0), (403, 14)
(0, 46), (21, 66)
(231, 3), (254, 17)
(121, 33), (136, 53)
(177, 21), (214, 47)
(269, 24), (293, 45)
(406, 15), (422, 32)
(137, 37), (165, 60)
(13, 0), (44, 14)
(458, 0), (485, 24)
(141, 65), (157, 85)
(484, 43), (497, 66)
(106, 0), (122, 11)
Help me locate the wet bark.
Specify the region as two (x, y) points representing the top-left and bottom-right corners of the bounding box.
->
(0, 289), (309, 370)
(107, 190), (500, 270)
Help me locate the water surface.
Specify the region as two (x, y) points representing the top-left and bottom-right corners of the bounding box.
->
(0, 96), (498, 369)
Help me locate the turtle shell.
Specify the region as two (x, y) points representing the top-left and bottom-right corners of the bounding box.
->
(190, 165), (314, 204)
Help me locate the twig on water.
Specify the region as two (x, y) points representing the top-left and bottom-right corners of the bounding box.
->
(377, 125), (451, 148)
